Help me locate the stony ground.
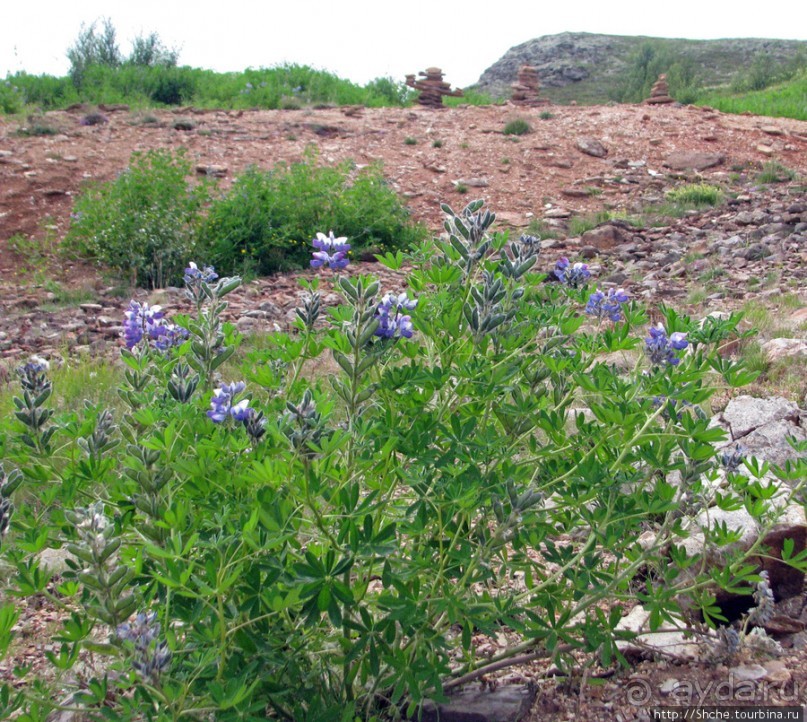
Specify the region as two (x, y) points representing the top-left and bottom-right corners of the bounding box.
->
(1, 102), (806, 721)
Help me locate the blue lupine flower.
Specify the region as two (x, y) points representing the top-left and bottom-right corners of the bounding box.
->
(585, 288), (629, 322)
(311, 232), (350, 270)
(554, 257), (591, 287)
(184, 261), (218, 284)
(230, 399), (253, 422)
(374, 291), (417, 339)
(122, 301), (187, 351)
(645, 324), (688, 366)
(207, 381), (247, 422)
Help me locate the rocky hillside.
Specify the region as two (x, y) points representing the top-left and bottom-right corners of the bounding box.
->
(474, 32), (807, 103)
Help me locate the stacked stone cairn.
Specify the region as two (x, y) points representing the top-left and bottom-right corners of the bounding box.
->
(644, 73), (675, 105)
(510, 65), (549, 106)
(405, 67), (463, 108)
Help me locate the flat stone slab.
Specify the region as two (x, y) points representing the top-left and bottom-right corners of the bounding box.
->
(419, 684), (536, 722)
(663, 151), (724, 171)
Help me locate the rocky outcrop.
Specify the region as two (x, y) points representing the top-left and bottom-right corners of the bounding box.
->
(474, 32), (807, 103)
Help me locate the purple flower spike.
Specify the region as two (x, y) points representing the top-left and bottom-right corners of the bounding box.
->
(645, 324), (688, 366)
(207, 382), (250, 423)
(312, 231), (350, 254)
(554, 257), (591, 287)
(311, 232), (350, 271)
(585, 288), (629, 322)
(311, 250), (350, 270)
(374, 290), (417, 340)
(230, 399), (253, 422)
(184, 261), (218, 284)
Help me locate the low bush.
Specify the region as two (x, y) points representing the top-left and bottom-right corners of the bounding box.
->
(1, 200), (802, 720)
(0, 80), (23, 114)
(666, 183), (723, 207)
(65, 149), (208, 287)
(503, 118), (531, 135)
(200, 150), (426, 275)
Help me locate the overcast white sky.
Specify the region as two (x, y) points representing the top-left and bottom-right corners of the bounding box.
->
(4, 0), (806, 88)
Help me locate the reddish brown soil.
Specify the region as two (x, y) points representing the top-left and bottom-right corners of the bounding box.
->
(1, 102), (806, 281)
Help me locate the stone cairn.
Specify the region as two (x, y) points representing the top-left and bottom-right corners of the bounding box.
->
(510, 65), (549, 106)
(644, 73), (674, 105)
(405, 67), (463, 108)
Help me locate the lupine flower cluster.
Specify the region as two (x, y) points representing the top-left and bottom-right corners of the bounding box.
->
(553, 257), (591, 287)
(208, 382), (266, 442)
(585, 288), (629, 322)
(116, 611), (172, 680)
(16, 356), (50, 394)
(122, 301), (188, 351)
(207, 381), (248, 422)
(645, 324), (688, 366)
(311, 231), (350, 271)
(184, 261), (218, 285)
(721, 443), (747, 473)
(375, 292), (417, 339)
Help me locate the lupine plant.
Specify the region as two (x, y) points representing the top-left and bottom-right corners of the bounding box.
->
(0, 200), (805, 721)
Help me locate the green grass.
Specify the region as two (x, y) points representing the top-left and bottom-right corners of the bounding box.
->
(503, 118), (531, 136)
(666, 183), (723, 207)
(694, 71), (807, 121)
(0, 356), (123, 424)
(756, 161), (797, 184)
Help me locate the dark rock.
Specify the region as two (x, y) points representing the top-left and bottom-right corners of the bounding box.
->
(663, 151), (724, 171)
(580, 223), (632, 249)
(741, 243), (772, 261)
(418, 685), (536, 722)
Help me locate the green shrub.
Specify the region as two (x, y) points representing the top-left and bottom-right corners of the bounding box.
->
(503, 118), (531, 135)
(0, 80), (23, 114)
(666, 183), (723, 207)
(756, 161), (797, 184)
(66, 149), (208, 287)
(200, 150), (426, 275)
(404, 136), (417, 145)
(1, 201), (795, 721)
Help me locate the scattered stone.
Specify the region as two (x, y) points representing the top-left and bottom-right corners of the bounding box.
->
(575, 137), (608, 158)
(172, 119), (196, 131)
(580, 223), (633, 249)
(544, 207), (571, 218)
(616, 606), (702, 660)
(644, 74), (674, 105)
(757, 144), (775, 156)
(195, 164), (228, 177)
(405, 67), (463, 108)
(716, 395), (800, 439)
(760, 126), (785, 136)
(762, 661), (791, 685)
(732, 665), (767, 682)
(454, 178), (489, 188)
(663, 151), (724, 171)
(419, 684), (537, 722)
(762, 338), (807, 362)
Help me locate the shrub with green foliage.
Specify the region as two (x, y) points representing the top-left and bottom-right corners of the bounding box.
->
(200, 150), (426, 275)
(666, 183), (723, 207)
(611, 41), (701, 103)
(503, 118), (531, 135)
(66, 149), (208, 287)
(1, 200), (802, 720)
(0, 80), (23, 114)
